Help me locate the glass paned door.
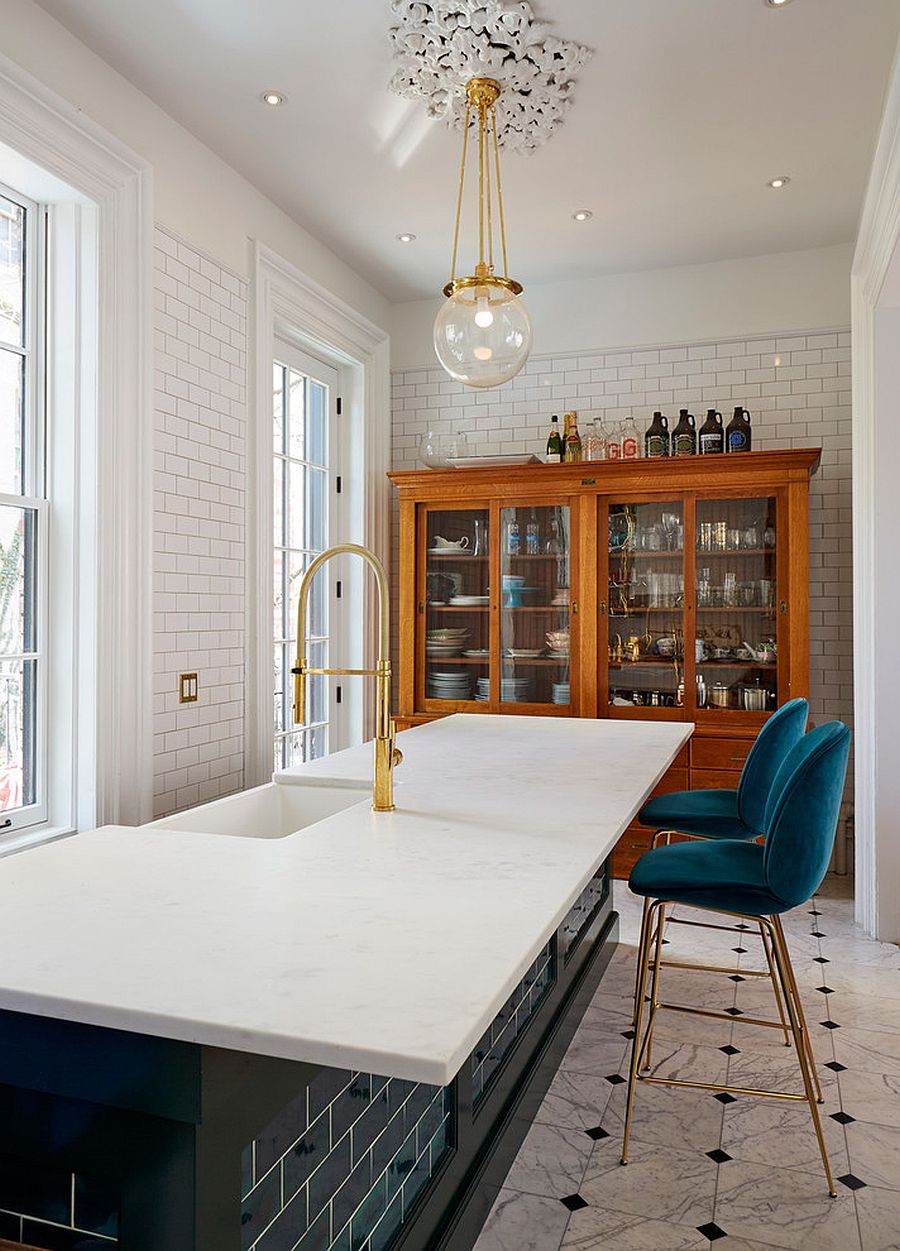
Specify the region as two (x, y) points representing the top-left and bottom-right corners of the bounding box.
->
(695, 497), (778, 713)
(424, 507), (489, 705)
(273, 350), (337, 769)
(0, 499), (41, 823)
(607, 501), (685, 709)
(499, 504), (571, 708)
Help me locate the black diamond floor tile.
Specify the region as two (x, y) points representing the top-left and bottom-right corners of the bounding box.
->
(809, 909), (821, 916)
(713, 1092), (737, 1104)
(837, 1173), (867, 1192)
(728, 974), (746, 983)
(621, 1029), (635, 1040)
(813, 956), (831, 964)
(697, 1222), (728, 1241)
(824, 1060), (847, 1073)
(830, 1111), (856, 1125)
(811, 931), (827, 939)
(735, 923), (751, 930)
(560, 1193), (589, 1211)
(605, 1073), (626, 1086)
(719, 1045), (741, 1056)
(821, 1020), (841, 1029)
(816, 986), (836, 995)
(585, 1125), (609, 1141)
(732, 947), (748, 954)
(706, 1148), (732, 1163)
(724, 1007), (744, 1017)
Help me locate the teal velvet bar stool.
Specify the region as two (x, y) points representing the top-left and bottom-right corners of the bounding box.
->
(622, 721), (851, 1196)
(634, 699), (809, 1051)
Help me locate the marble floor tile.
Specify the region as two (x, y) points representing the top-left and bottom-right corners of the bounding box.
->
(472, 1188), (570, 1251)
(535, 1068), (614, 1132)
(719, 1088), (849, 1174)
(854, 1183), (900, 1251)
(844, 1120), (900, 1191)
(832, 1024), (900, 1077)
(837, 1068), (900, 1128)
(561, 1024), (630, 1077)
(580, 1141), (717, 1229)
(816, 989), (900, 1034)
(712, 1159), (862, 1251)
(560, 1205), (710, 1250)
(600, 1079), (725, 1154)
(504, 1122), (594, 1199)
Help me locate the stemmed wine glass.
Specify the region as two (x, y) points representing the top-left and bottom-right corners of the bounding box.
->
(661, 512), (679, 551)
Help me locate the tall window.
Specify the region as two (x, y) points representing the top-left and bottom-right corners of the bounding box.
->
(0, 184), (46, 832)
(273, 346), (339, 770)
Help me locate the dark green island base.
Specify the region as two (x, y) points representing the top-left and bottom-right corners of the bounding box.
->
(0, 867), (615, 1251)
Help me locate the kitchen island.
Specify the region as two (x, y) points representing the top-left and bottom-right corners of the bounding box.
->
(0, 715), (690, 1251)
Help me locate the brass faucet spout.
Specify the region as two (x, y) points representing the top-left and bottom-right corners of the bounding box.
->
(292, 544), (401, 811)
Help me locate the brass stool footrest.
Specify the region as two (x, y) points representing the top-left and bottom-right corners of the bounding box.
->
(638, 1073), (806, 1101)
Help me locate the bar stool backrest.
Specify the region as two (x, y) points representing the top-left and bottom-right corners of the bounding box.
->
(737, 698), (809, 834)
(762, 722), (851, 909)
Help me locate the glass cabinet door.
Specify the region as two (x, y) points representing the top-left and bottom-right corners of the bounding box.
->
(424, 507), (490, 705)
(695, 496), (778, 714)
(607, 501), (685, 710)
(499, 504), (571, 709)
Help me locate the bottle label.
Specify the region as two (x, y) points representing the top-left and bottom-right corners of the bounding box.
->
(607, 441), (621, 460)
(728, 429), (748, 451)
(674, 435), (694, 456)
(622, 436), (638, 459)
(645, 435), (667, 458)
(545, 453), (561, 463)
(700, 433), (723, 454)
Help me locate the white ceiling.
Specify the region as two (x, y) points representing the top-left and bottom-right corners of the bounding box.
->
(34, 0), (900, 302)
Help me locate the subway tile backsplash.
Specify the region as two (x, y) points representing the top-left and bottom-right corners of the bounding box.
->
(152, 226), (247, 817)
(391, 329), (854, 820)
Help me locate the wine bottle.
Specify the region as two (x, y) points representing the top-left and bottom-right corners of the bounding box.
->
(545, 414), (562, 463)
(671, 409), (697, 457)
(564, 411), (582, 463)
(726, 406), (752, 452)
(644, 411), (669, 458)
(506, 518), (520, 555)
(698, 409), (725, 455)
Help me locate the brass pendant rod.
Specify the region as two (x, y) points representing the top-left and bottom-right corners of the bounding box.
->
(477, 98), (486, 269)
(484, 101), (494, 272)
(449, 102), (472, 286)
(491, 106), (509, 279)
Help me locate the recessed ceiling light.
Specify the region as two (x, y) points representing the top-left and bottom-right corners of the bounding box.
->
(396, 232), (417, 243)
(765, 0), (793, 7)
(572, 209), (593, 222)
(261, 91), (285, 107)
(767, 176), (791, 189)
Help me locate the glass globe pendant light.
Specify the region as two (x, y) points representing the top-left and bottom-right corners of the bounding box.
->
(433, 77), (533, 389)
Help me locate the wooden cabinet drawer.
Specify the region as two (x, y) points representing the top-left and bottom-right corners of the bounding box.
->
(691, 768), (742, 792)
(649, 766), (689, 797)
(691, 738), (752, 772)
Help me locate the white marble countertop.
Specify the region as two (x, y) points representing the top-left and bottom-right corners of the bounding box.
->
(0, 715), (690, 1083)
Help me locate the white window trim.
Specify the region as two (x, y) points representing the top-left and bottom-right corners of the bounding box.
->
(0, 51), (154, 833)
(852, 46), (900, 941)
(249, 243), (390, 788)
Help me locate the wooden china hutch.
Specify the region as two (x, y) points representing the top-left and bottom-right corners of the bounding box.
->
(389, 449), (820, 877)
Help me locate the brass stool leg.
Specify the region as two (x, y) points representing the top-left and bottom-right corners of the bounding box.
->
(643, 902), (667, 1071)
(773, 915), (824, 1104)
(632, 830), (670, 1011)
(758, 921), (792, 1047)
(766, 916), (836, 1196)
(622, 898), (660, 1165)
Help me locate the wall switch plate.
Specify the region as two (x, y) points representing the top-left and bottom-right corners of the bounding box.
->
(179, 673), (199, 703)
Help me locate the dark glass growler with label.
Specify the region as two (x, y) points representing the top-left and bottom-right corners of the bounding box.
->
(671, 409), (696, 457)
(644, 410), (669, 458)
(698, 409), (724, 455)
(726, 406), (752, 453)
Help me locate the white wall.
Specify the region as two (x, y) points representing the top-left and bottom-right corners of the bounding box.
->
(1, 0), (389, 328)
(390, 244), (852, 371)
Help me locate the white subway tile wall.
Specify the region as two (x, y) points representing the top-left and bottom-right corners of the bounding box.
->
(152, 227), (247, 817)
(390, 329), (853, 816)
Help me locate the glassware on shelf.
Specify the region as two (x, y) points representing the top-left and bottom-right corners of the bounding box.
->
(606, 422), (623, 461)
(418, 429), (470, 468)
(584, 418), (607, 462)
(525, 515), (540, 554)
(621, 414), (640, 460)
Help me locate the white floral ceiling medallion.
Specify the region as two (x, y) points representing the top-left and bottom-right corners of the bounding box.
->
(388, 0), (592, 155)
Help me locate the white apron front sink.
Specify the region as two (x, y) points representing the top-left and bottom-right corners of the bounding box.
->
(146, 780), (369, 839)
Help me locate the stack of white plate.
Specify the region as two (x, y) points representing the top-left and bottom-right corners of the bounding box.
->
(552, 682), (571, 705)
(426, 627), (470, 659)
(475, 675), (533, 702)
(427, 670), (471, 700)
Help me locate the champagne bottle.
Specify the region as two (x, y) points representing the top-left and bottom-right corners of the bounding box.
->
(671, 409), (697, 457)
(564, 411), (583, 463)
(698, 409), (725, 455)
(545, 414), (562, 463)
(726, 406), (752, 453)
(644, 411), (669, 458)
(560, 412), (571, 461)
